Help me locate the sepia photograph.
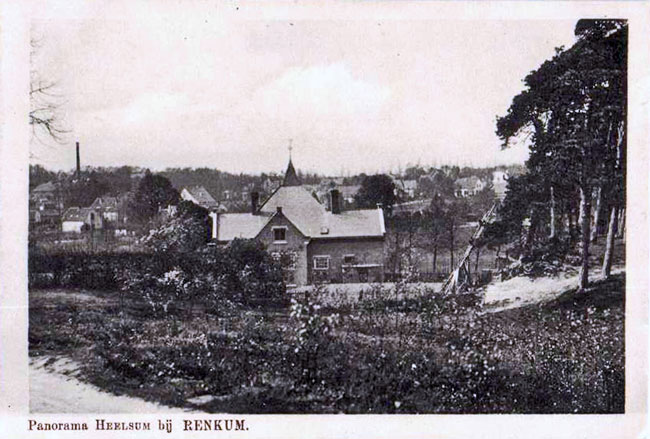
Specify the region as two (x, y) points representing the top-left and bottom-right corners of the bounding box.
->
(1, 1), (648, 437)
(26, 11), (629, 415)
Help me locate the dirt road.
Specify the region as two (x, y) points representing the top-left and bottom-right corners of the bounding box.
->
(29, 357), (197, 413)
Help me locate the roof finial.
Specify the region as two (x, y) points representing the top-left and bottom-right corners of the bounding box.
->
(288, 138), (293, 160)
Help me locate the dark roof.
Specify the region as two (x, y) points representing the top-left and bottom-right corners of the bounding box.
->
(282, 159), (301, 186)
(62, 207), (91, 222)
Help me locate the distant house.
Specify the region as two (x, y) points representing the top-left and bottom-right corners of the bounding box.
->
(320, 177), (346, 187)
(61, 207), (102, 233)
(90, 196), (129, 224)
(180, 186), (219, 210)
(29, 199), (62, 227)
(262, 177), (281, 194)
(390, 176), (418, 200)
(30, 181), (61, 205)
(401, 180), (418, 198)
(455, 176), (486, 198)
(339, 185), (361, 206)
(492, 171), (509, 200)
(212, 159), (386, 286)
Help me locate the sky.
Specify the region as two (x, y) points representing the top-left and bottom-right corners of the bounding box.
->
(30, 10), (579, 175)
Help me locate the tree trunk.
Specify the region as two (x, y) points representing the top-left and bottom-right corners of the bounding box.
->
(568, 205), (576, 241)
(432, 244), (438, 276)
(395, 232), (401, 278)
(525, 207), (536, 248)
(616, 207), (625, 239)
(474, 247), (480, 278)
(549, 186), (556, 239)
(590, 185), (602, 243)
(602, 206), (618, 279)
(578, 185), (592, 290)
(495, 245), (500, 269)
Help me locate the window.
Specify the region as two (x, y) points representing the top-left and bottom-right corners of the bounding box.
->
(343, 254), (356, 265)
(272, 226), (287, 243)
(273, 251), (297, 270)
(313, 256), (330, 270)
(286, 251), (298, 270)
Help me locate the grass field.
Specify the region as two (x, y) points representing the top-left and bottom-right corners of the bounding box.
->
(29, 265), (624, 414)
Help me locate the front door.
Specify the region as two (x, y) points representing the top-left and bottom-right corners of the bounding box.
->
(358, 268), (368, 283)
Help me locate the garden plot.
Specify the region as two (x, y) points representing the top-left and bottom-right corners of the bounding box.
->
(289, 282), (443, 306)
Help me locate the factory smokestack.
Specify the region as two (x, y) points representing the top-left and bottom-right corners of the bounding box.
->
(76, 141), (81, 178)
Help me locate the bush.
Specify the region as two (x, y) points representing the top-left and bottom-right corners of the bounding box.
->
(117, 239), (286, 316)
(499, 238), (574, 280)
(29, 250), (152, 290)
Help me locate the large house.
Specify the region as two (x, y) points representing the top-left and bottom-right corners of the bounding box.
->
(212, 160), (386, 286)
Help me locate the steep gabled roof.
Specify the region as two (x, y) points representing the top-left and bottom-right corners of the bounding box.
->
(216, 159), (384, 242)
(259, 186), (326, 236)
(282, 159), (301, 186)
(181, 186), (218, 208)
(90, 196), (120, 210)
(217, 185), (385, 241)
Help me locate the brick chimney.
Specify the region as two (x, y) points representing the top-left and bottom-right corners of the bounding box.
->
(76, 141), (81, 178)
(330, 189), (341, 214)
(251, 191), (259, 214)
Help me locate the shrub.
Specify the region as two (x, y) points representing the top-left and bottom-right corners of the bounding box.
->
(289, 287), (341, 387)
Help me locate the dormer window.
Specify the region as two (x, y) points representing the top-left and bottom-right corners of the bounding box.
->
(272, 226), (287, 243)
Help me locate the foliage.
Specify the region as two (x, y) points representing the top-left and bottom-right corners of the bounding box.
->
(495, 19), (627, 288)
(354, 174), (398, 210)
(28, 250), (152, 290)
(30, 273), (624, 413)
(141, 201), (210, 253)
(118, 239), (286, 316)
(132, 171), (180, 222)
(289, 287), (341, 386)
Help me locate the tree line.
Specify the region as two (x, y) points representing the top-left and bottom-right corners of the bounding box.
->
(486, 19), (626, 289)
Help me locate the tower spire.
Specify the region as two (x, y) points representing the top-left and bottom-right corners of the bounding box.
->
(282, 140), (301, 186)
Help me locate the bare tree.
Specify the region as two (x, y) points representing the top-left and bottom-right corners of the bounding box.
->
(30, 36), (68, 145)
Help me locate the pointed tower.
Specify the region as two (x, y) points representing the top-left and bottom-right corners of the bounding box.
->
(282, 158), (302, 186)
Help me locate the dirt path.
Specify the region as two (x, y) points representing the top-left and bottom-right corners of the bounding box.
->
(482, 265), (625, 312)
(30, 357), (198, 413)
